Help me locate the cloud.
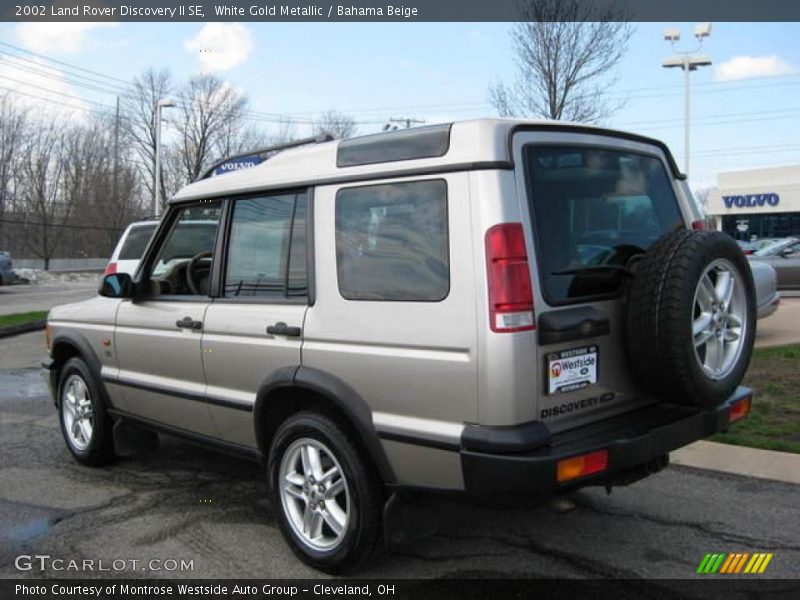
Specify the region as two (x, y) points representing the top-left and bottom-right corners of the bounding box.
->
(16, 22), (118, 54)
(184, 23), (254, 73)
(714, 55), (796, 82)
(0, 57), (89, 118)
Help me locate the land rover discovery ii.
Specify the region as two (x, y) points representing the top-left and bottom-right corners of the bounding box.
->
(43, 119), (756, 572)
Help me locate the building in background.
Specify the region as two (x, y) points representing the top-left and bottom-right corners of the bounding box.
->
(707, 165), (800, 240)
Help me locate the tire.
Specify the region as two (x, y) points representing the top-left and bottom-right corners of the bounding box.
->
(625, 229), (756, 408)
(268, 411), (382, 573)
(57, 357), (115, 465)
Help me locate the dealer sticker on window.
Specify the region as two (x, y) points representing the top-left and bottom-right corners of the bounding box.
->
(547, 345), (598, 395)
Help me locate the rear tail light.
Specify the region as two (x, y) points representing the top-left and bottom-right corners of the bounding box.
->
(729, 395), (752, 424)
(691, 220), (708, 230)
(557, 449), (609, 482)
(484, 223), (535, 333)
(104, 262), (117, 275)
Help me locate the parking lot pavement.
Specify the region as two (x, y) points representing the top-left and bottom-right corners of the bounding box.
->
(0, 282), (98, 316)
(0, 366), (798, 581)
(757, 297), (800, 347)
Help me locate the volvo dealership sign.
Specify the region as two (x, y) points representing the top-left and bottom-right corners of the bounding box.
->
(722, 193), (780, 209)
(212, 154), (265, 177)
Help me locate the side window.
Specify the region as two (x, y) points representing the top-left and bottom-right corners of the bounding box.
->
(223, 192), (308, 299)
(148, 202), (222, 296)
(336, 179), (449, 301)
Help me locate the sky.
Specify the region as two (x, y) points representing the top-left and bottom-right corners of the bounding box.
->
(0, 20), (799, 189)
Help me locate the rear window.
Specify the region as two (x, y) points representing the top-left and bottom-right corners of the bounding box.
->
(525, 145), (684, 305)
(119, 224), (157, 260)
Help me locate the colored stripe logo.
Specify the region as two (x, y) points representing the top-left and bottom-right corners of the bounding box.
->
(697, 553), (773, 574)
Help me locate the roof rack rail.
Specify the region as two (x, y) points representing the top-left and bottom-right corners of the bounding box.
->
(197, 133), (334, 181)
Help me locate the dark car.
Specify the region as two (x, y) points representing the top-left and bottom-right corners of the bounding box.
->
(0, 251), (13, 285)
(749, 237), (800, 290)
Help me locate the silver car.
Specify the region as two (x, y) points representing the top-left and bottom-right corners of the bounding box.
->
(750, 237), (800, 291)
(43, 120), (757, 573)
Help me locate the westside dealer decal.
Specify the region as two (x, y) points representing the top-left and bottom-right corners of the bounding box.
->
(546, 345), (598, 395)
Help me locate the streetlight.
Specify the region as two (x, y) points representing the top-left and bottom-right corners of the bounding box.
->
(662, 23), (713, 177)
(154, 98), (176, 217)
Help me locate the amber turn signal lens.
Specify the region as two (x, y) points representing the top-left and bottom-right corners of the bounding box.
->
(557, 449), (609, 482)
(729, 396), (752, 423)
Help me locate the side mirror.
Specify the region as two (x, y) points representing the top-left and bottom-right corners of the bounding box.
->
(99, 273), (134, 298)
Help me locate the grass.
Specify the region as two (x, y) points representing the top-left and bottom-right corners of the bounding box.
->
(712, 344), (800, 454)
(0, 310), (48, 328)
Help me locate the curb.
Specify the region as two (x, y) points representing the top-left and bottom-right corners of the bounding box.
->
(671, 440), (800, 485)
(0, 319), (46, 340)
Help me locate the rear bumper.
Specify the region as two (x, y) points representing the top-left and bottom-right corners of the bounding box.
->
(461, 387), (752, 501)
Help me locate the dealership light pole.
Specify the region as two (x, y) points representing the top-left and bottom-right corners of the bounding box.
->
(154, 98), (176, 218)
(662, 23), (712, 177)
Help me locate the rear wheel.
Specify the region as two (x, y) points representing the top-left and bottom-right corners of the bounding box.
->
(268, 412), (382, 573)
(625, 230), (756, 408)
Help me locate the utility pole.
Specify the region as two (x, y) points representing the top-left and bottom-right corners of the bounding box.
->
(384, 117), (426, 131)
(113, 96), (119, 208)
(662, 23), (713, 177)
(153, 98), (175, 218)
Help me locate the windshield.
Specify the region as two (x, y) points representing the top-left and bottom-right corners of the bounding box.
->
(525, 145), (684, 305)
(118, 224), (157, 260)
(754, 238), (797, 256)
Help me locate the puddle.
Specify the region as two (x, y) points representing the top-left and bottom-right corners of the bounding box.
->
(0, 500), (67, 544)
(1, 515), (63, 542)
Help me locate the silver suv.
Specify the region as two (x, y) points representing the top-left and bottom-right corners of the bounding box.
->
(43, 119), (756, 573)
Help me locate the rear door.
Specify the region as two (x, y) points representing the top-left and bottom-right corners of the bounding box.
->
(512, 131), (690, 432)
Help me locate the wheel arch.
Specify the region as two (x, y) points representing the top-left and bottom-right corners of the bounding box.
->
(254, 366), (396, 484)
(50, 330), (110, 408)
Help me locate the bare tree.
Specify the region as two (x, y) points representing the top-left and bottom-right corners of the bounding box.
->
(490, 0), (633, 123)
(0, 93), (28, 251)
(312, 110), (357, 140)
(693, 187), (712, 215)
(121, 68), (174, 210)
(17, 122), (70, 270)
(176, 74), (248, 182)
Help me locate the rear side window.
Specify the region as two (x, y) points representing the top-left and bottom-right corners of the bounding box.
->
(336, 179), (449, 301)
(224, 192), (307, 299)
(525, 145), (684, 305)
(119, 224), (157, 260)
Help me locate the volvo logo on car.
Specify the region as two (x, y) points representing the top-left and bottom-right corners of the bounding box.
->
(722, 193), (780, 209)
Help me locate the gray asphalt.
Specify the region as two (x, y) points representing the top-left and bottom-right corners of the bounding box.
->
(1, 327), (799, 582)
(0, 283), (98, 316)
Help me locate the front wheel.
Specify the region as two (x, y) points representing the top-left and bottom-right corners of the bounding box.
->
(268, 412), (382, 573)
(58, 357), (115, 465)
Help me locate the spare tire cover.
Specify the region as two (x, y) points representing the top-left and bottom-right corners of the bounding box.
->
(625, 229), (756, 408)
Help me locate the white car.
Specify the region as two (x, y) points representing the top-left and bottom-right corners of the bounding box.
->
(105, 221), (158, 276)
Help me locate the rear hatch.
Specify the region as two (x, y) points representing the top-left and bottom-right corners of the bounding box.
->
(516, 133), (688, 433)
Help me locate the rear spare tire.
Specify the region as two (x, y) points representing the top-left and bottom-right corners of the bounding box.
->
(626, 229), (756, 408)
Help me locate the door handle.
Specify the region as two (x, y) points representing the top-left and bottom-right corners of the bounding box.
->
(266, 322), (301, 337)
(175, 316), (202, 330)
